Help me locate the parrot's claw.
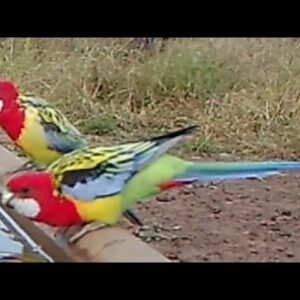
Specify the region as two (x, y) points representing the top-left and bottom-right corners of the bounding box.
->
(67, 222), (108, 244)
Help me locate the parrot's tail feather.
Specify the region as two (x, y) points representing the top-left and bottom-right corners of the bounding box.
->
(158, 171), (281, 191)
(177, 160), (300, 183)
(173, 171), (280, 183)
(134, 126), (198, 169)
(147, 125), (198, 160)
(149, 125), (198, 144)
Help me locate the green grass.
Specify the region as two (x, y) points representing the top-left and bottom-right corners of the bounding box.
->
(1, 37), (300, 159)
(80, 115), (117, 135)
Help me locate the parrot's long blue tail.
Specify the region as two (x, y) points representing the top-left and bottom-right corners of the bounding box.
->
(174, 160), (300, 183)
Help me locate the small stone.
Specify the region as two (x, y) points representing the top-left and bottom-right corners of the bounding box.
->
(153, 223), (164, 231)
(213, 208), (222, 214)
(269, 224), (281, 232)
(281, 210), (292, 217)
(141, 225), (150, 231)
(136, 231), (145, 237)
(217, 152), (236, 161)
(248, 240), (256, 247)
(209, 185), (218, 190)
(286, 251), (294, 258)
(248, 235), (256, 241)
(249, 231), (258, 238)
(166, 252), (179, 260)
(170, 235), (178, 241)
(156, 195), (176, 202)
(173, 225), (182, 231)
(259, 220), (268, 226)
(250, 249), (258, 254)
(225, 197), (233, 203)
(156, 233), (169, 241)
(276, 247), (285, 252)
(182, 189), (194, 195)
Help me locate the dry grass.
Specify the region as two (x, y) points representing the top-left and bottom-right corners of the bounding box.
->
(1, 37), (300, 160)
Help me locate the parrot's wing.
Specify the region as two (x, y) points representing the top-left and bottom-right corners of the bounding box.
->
(59, 155), (136, 201)
(52, 125), (197, 201)
(40, 120), (86, 153)
(19, 95), (87, 153)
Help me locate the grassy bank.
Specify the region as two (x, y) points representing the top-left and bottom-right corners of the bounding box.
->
(1, 38), (300, 159)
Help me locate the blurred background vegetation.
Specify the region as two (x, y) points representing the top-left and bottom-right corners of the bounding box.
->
(1, 37), (300, 160)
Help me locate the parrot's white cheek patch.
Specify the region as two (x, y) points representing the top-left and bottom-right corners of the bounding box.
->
(10, 198), (41, 218)
(0, 99), (3, 112)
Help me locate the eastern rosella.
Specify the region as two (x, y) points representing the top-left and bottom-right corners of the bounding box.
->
(0, 80), (86, 166)
(0, 80), (142, 226)
(2, 125), (300, 242)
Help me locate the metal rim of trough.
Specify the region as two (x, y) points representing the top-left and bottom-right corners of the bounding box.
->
(0, 145), (170, 262)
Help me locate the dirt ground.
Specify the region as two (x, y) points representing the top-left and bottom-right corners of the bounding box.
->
(124, 173), (300, 262)
(1, 134), (300, 262)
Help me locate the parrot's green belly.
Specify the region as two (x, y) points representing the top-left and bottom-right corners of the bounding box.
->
(122, 154), (187, 208)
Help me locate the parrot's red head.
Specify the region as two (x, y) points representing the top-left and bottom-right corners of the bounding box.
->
(2, 171), (82, 227)
(0, 80), (25, 140)
(0, 80), (19, 114)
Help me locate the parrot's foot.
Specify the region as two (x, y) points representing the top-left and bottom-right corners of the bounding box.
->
(67, 222), (109, 244)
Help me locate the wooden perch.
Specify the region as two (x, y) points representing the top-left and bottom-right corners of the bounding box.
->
(0, 145), (170, 262)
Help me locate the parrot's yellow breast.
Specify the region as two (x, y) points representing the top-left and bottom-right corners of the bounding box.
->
(16, 108), (61, 165)
(72, 195), (123, 224)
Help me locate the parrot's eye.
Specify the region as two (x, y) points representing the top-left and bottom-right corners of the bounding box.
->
(20, 187), (30, 194)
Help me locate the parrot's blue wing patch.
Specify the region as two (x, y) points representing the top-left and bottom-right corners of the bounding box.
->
(61, 170), (133, 201)
(42, 122), (86, 154)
